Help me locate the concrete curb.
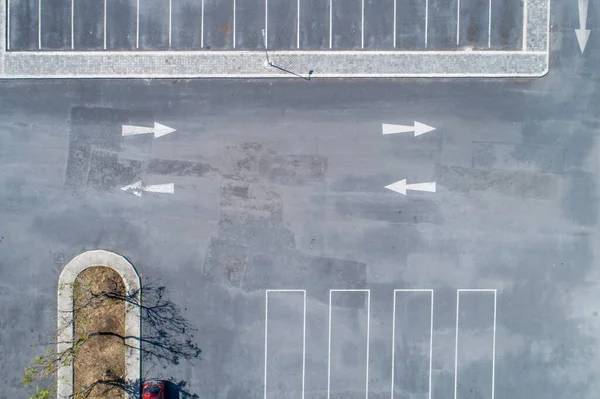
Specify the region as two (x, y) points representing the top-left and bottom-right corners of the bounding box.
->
(57, 250), (141, 399)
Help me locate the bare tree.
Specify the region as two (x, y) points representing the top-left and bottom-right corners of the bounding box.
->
(22, 276), (201, 399)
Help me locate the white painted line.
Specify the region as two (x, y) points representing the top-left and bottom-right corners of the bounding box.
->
(233, 0), (236, 48)
(121, 181), (175, 196)
(297, 0), (300, 49)
(361, 0), (364, 49)
(104, 0), (107, 50)
(7, 0), (10, 50)
(454, 289), (498, 399)
(488, 0), (492, 48)
(328, 289), (370, 399)
(265, 0), (268, 49)
(71, 0), (74, 49)
(522, 0), (528, 51)
(264, 290), (307, 399)
(329, 0), (332, 49)
(136, 0), (140, 48)
(492, 290), (497, 399)
(425, 0), (429, 47)
(391, 290), (434, 399)
(201, 0), (204, 47)
(169, 0), (172, 48)
(454, 290), (460, 399)
(38, 0), (41, 49)
(393, 0), (396, 48)
(456, 0), (460, 46)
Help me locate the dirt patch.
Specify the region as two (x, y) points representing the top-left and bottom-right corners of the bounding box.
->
(73, 266), (126, 399)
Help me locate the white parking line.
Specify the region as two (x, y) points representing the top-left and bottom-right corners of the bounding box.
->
(488, 0), (492, 48)
(361, 0), (364, 49)
(169, 0), (172, 48)
(522, 0), (528, 50)
(456, 0), (460, 45)
(201, 0), (205, 47)
(297, 0), (300, 48)
(7, 0), (10, 50)
(393, 0), (396, 48)
(38, 0), (41, 49)
(391, 289), (434, 399)
(264, 290), (306, 399)
(136, 0), (140, 48)
(71, 0), (74, 48)
(104, 0), (107, 49)
(329, 0), (332, 49)
(265, 0), (268, 48)
(328, 289), (370, 399)
(233, 0), (236, 48)
(454, 289), (497, 399)
(425, 0), (429, 47)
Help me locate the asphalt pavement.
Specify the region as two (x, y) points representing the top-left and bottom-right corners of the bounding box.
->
(0, 2), (599, 399)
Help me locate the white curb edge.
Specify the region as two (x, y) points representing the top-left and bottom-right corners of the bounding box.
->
(57, 250), (141, 399)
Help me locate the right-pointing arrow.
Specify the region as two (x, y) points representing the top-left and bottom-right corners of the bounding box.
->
(382, 121), (436, 137)
(385, 179), (437, 195)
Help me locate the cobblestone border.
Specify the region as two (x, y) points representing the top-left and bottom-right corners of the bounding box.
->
(57, 250), (141, 399)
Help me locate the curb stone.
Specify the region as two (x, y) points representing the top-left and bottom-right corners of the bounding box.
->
(57, 250), (141, 399)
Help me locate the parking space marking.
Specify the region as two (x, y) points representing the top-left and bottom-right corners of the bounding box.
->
(454, 289), (497, 399)
(38, 0), (41, 49)
(201, 0), (205, 47)
(103, 0), (107, 49)
(264, 289), (307, 399)
(328, 289), (370, 399)
(391, 289), (434, 399)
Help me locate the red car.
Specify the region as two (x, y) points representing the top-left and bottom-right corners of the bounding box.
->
(141, 380), (168, 399)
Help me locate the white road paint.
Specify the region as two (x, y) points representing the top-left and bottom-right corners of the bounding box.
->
(169, 0), (172, 48)
(71, 0), (74, 48)
(38, 0), (41, 49)
(201, 0), (205, 48)
(522, 0), (527, 50)
(488, 0), (492, 48)
(233, 0), (236, 48)
(7, 0), (10, 50)
(361, 0), (365, 49)
(265, 0), (268, 49)
(393, 0), (397, 48)
(121, 181), (175, 197)
(329, 0), (333, 49)
(391, 290), (434, 399)
(382, 121), (436, 136)
(425, 0), (429, 47)
(122, 122), (176, 138)
(297, 0), (301, 48)
(454, 289), (498, 399)
(328, 289), (370, 399)
(104, 0), (107, 50)
(264, 290), (306, 399)
(385, 179), (436, 195)
(456, 0), (460, 45)
(136, 0), (140, 48)
(576, 0), (590, 53)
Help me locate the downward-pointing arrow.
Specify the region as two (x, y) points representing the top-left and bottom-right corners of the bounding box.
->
(575, 0), (591, 53)
(122, 122), (176, 138)
(382, 121), (436, 137)
(385, 179), (437, 195)
(121, 181), (175, 197)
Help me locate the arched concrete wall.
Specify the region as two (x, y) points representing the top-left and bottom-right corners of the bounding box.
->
(57, 250), (141, 399)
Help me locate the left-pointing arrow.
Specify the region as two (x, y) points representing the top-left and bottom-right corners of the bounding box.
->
(121, 181), (175, 197)
(385, 179), (436, 195)
(122, 122), (176, 138)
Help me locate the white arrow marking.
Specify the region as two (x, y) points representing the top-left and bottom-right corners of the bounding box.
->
(385, 179), (437, 195)
(575, 0), (590, 53)
(382, 121), (436, 137)
(121, 181), (175, 197)
(122, 122), (176, 138)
